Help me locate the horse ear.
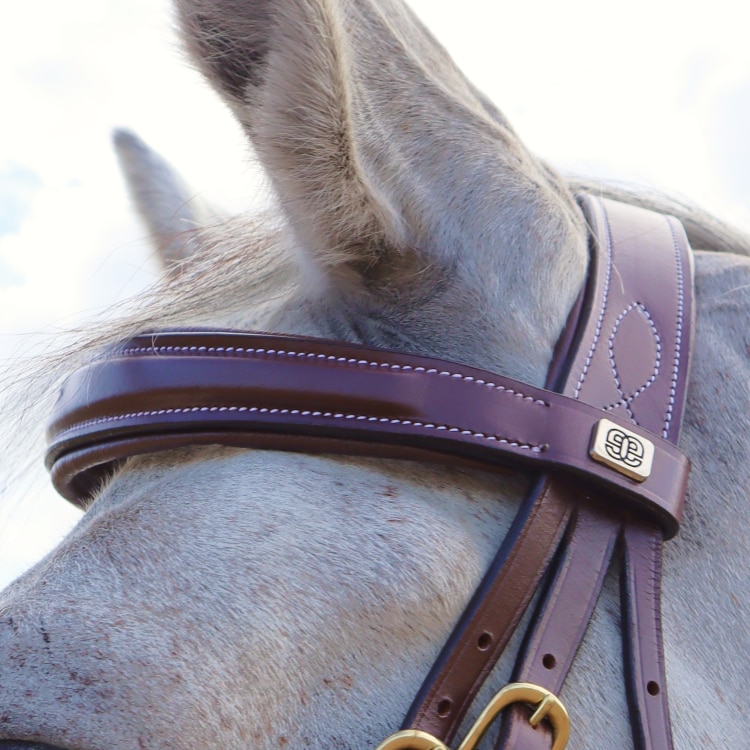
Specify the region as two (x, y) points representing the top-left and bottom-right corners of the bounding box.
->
(175, 0), (581, 289)
(113, 129), (219, 270)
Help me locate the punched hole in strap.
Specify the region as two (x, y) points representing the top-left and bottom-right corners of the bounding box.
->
(437, 699), (452, 718)
(477, 632), (493, 651)
(647, 681), (660, 696)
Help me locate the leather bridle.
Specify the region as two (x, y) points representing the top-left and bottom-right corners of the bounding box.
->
(45, 194), (695, 750)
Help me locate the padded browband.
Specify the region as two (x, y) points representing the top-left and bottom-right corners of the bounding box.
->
(47, 329), (688, 536)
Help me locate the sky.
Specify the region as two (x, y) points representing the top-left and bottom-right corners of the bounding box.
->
(1, 0), (749, 587)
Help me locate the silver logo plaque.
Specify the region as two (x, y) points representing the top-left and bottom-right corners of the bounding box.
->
(589, 418), (654, 482)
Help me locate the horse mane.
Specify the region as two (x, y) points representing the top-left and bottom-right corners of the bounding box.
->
(1, 180), (747, 506)
(567, 178), (750, 256)
(0, 212), (297, 507)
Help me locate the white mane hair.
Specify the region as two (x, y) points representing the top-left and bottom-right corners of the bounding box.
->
(1, 1), (750, 749)
(0, 211), (294, 494)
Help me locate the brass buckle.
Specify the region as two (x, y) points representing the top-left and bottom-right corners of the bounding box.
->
(376, 683), (570, 750)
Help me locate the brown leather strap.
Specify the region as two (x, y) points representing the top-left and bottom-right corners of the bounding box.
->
(570, 196), (694, 444)
(595, 194), (693, 750)
(495, 508), (620, 750)
(505, 507), (620, 696)
(399, 289), (592, 742)
(400, 477), (574, 740)
(494, 520), (674, 750)
(622, 523), (673, 750)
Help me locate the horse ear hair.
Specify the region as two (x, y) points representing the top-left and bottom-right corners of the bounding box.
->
(174, 0), (558, 286)
(113, 129), (219, 271)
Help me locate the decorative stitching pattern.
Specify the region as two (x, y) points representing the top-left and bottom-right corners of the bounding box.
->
(605, 303), (661, 420)
(54, 406), (547, 453)
(575, 207), (613, 399)
(662, 217), (685, 440)
(116, 343), (549, 407)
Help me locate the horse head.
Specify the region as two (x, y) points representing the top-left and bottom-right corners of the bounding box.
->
(1, 1), (749, 749)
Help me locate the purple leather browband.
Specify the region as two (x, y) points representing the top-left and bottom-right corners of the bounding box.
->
(47, 328), (687, 535)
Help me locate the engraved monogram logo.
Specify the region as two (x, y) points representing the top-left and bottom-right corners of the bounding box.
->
(590, 419), (655, 482)
(604, 428), (645, 468)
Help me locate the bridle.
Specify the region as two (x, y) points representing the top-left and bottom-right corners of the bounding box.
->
(45, 194), (694, 750)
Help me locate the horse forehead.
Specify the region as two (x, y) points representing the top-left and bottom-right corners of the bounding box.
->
(98, 447), (521, 534)
(65, 449), (523, 611)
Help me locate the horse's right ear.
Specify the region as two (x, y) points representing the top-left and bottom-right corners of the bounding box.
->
(113, 129), (219, 270)
(175, 0), (582, 292)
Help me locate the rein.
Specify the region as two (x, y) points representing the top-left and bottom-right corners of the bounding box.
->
(45, 195), (695, 750)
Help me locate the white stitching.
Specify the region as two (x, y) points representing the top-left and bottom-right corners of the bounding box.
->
(663, 218), (685, 439)
(116, 344), (549, 407)
(605, 303), (661, 420)
(575, 207), (613, 399)
(56, 406), (547, 453)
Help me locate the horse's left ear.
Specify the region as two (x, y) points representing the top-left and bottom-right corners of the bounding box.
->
(114, 129), (219, 270)
(175, 0), (584, 291)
